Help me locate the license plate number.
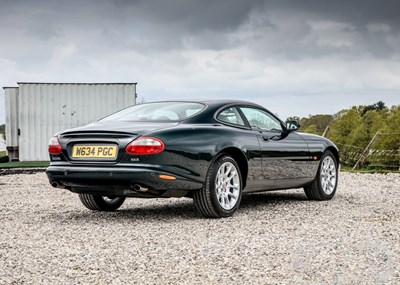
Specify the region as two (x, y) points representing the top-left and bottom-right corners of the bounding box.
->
(72, 145), (118, 159)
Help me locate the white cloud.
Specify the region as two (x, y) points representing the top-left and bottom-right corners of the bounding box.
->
(1, 0), (400, 124)
(367, 23), (391, 34)
(49, 43), (79, 69)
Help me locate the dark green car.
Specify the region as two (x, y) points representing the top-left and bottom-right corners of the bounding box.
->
(47, 100), (339, 218)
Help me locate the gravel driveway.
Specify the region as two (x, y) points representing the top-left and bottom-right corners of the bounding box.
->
(0, 172), (399, 284)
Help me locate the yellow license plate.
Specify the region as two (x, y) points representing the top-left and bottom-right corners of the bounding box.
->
(72, 145), (118, 159)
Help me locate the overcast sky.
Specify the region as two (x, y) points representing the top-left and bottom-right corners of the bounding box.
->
(0, 0), (399, 123)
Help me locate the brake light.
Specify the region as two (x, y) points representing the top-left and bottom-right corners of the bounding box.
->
(126, 136), (165, 155)
(48, 136), (62, 155)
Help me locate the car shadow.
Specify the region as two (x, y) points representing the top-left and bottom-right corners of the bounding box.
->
(50, 200), (198, 222)
(239, 191), (308, 210)
(117, 200), (198, 220)
(49, 190), (308, 222)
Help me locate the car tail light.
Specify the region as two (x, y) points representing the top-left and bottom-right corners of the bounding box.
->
(48, 136), (62, 155)
(126, 136), (165, 155)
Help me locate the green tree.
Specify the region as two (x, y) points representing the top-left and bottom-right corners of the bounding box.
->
(286, 116), (300, 122)
(328, 107), (362, 145)
(302, 124), (318, 134)
(377, 106), (400, 150)
(0, 124), (5, 140)
(289, 102), (399, 169)
(360, 101), (387, 116)
(299, 114), (333, 135)
(350, 110), (387, 148)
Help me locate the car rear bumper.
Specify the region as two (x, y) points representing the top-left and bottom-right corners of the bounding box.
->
(46, 165), (204, 196)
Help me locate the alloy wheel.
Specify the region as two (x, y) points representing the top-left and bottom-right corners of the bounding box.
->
(215, 162), (240, 210)
(320, 156), (337, 195)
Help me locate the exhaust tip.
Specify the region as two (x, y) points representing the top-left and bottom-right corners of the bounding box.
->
(132, 184), (149, 192)
(51, 181), (59, 188)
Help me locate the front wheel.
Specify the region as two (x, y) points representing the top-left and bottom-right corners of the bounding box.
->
(193, 155), (243, 218)
(304, 150), (338, 200)
(79, 194), (126, 211)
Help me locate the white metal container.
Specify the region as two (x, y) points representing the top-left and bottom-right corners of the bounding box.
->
(7, 82), (136, 161)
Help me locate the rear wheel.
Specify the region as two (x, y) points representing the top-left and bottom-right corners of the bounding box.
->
(79, 194), (126, 211)
(193, 155), (243, 218)
(304, 151), (338, 200)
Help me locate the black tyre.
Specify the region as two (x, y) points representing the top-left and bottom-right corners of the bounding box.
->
(193, 155), (243, 218)
(304, 150), (338, 200)
(78, 194), (126, 211)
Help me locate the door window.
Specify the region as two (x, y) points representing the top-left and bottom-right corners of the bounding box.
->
(240, 107), (283, 131)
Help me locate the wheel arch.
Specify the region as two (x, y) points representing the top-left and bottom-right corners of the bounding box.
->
(215, 147), (248, 189)
(326, 146), (340, 165)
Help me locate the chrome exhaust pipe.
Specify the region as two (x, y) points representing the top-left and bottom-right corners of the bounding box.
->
(51, 181), (59, 188)
(132, 184), (149, 192)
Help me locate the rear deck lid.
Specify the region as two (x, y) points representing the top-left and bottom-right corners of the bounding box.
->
(59, 121), (179, 163)
(61, 121), (179, 136)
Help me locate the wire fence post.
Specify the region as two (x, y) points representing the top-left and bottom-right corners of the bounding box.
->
(322, 126), (330, 137)
(352, 131), (381, 170)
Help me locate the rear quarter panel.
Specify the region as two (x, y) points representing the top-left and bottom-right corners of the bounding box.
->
(137, 124), (261, 184)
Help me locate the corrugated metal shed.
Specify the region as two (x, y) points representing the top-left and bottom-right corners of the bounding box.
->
(5, 82), (136, 161)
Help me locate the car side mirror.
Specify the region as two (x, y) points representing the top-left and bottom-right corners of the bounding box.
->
(286, 120), (300, 131)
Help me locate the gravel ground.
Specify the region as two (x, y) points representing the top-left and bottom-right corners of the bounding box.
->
(0, 172), (399, 285)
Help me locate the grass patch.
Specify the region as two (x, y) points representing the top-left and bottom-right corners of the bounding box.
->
(0, 151), (6, 157)
(341, 165), (399, 174)
(0, 161), (49, 169)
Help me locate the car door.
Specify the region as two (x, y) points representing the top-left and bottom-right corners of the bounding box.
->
(215, 106), (273, 191)
(239, 106), (311, 189)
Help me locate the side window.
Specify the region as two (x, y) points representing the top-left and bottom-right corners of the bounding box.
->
(240, 107), (283, 132)
(217, 107), (245, 126)
(151, 110), (179, 120)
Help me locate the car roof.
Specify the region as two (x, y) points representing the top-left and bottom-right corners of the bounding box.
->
(149, 99), (276, 124)
(144, 99), (263, 109)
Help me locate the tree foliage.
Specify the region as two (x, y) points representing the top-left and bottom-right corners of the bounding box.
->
(0, 124), (5, 139)
(290, 102), (400, 169)
(360, 101), (386, 116)
(299, 114), (334, 136)
(326, 103), (399, 151)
